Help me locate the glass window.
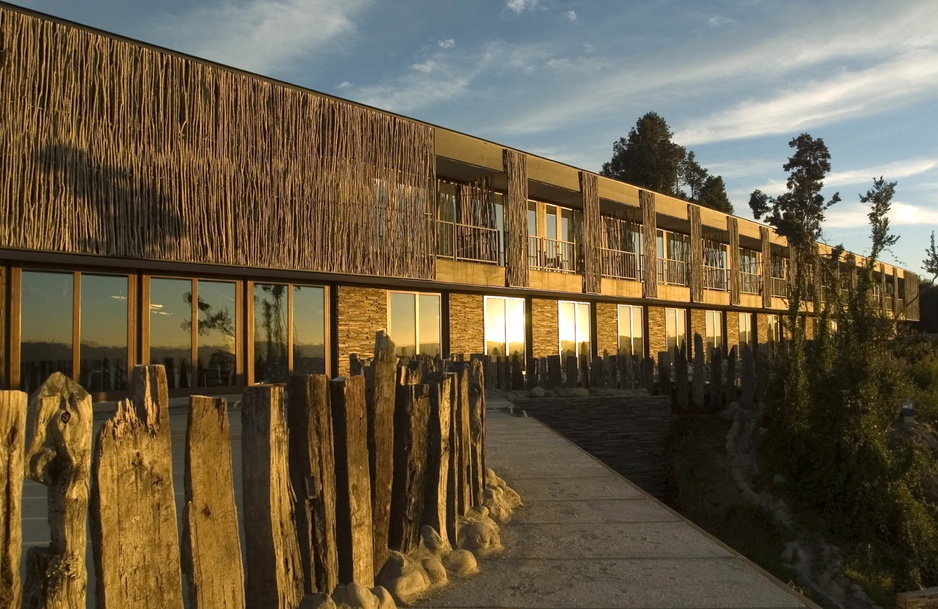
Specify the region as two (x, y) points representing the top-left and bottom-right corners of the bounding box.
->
(559, 301), (590, 359)
(150, 278), (192, 389)
(80, 274), (128, 392)
(293, 285), (326, 376)
(767, 314), (779, 345)
(254, 284), (289, 383)
(704, 310), (724, 359)
(665, 307), (687, 357)
(197, 281), (236, 387)
(389, 292), (440, 358)
(484, 296), (525, 359)
(739, 312), (754, 348)
(617, 304), (644, 357)
(527, 201), (537, 237)
(20, 271), (73, 396)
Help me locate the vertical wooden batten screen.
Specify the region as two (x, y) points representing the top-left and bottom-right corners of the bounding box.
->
(728, 217), (740, 306)
(760, 226), (772, 309)
(689, 205), (703, 302)
(640, 191), (657, 298)
(906, 271), (920, 321)
(503, 149), (528, 288)
(0, 8), (435, 280)
(580, 172), (600, 294)
(892, 268), (900, 316)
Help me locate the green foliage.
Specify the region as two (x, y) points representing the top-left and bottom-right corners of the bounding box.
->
(601, 112), (733, 213)
(760, 174), (938, 593)
(925, 232), (938, 285)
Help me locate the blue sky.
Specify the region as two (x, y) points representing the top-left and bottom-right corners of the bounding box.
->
(8, 0), (938, 276)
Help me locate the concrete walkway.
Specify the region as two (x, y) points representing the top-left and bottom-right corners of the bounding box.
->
(417, 398), (816, 609)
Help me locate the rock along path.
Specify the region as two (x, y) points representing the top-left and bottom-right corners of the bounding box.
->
(416, 397), (818, 609)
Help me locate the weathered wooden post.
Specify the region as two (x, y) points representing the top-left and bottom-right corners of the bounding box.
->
(389, 382), (430, 554)
(657, 351), (671, 398)
(330, 376), (375, 586)
(510, 355), (523, 390)
(286, 375), (339, 595)
(740, 345), (755, 410)
(450, 366), (472, 520)
(725, 346), (737, 406)
(424, 374), (454, 551)
(92, 366), (183, 609)
(675, 344), (689, 411)
(578, 354), (590, 389)
(183, 396), (245, 609)
(640, 357), (655, 394)
(241, 384), (304, 609)
(692, 334), (705, 409)
(469, 358), (486, 507)
(590, 357), (604, 390)
(0, 391), (27, 609)
(367, 332), (396, 577)
(710, 348), (724, 410)
(526, 358), (538, 390)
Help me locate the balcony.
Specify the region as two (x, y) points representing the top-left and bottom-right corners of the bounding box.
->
(703, 265), (727, 291)
(771, 276), (788, 298)
(529, 235), (576, 273)
(601, 248), (640, 281)
(740, 272), (761, 295)
(438, 221), (501, 265)
(657, 258), (688, 286)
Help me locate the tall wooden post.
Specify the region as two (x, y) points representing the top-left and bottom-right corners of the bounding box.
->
(424, 374), (453, 550)
(287, 374), (339, 595)
(0, 391), (27, 609)
(330, 376), (375, 586)
(92, 366), (183, 609)
(368, 332), (397, 574)
(468, 359), (486, 508)
(241, 384), (304, 609)
(183, 396), (245, 609)
(389, 383), (431, 554)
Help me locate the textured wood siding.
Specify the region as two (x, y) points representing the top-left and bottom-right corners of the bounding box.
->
(906, 272), (920, 321)
(760, 227), (772, 309)
(448, 293), (484, 356)
(504, 149), (529, 287)
(641, 191), (657, 298)
(337, 287), (387, 376)
(728, 217), (740, 306)
(581, 172), (601, 294)
(531, 298), (558, 358)
(0, 8), (435, 278)
(689, 205), (703, 302)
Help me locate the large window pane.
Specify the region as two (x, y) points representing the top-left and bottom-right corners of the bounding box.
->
(576, 302), (590, 357)
(198, 281), (236, 387)
(484, 297), (506, 356)
(559, 301), (589, 359)
(666, 308), (686, 356)
(254, 283), (289, 383)
(618, 305), (643, 357)
(505, 298), (525, 359)
(20, 271), (73, 395)
(150, 278), (192, 389)
(294, 285), (326, 375)
(390, 293), (417, 357)
(80, 274), (128, 392)
(418, 294), (441, 357)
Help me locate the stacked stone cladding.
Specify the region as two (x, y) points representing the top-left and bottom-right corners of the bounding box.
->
(595, 302), (619, 357)
(337, 286), (387, 376)
(531, 298), (559, 358)
(448, 293), (484, 357)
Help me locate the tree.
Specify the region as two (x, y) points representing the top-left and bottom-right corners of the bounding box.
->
(601, 112), (733, 213)
(601, 112), (685, 197)
(924, 231), (938, 285)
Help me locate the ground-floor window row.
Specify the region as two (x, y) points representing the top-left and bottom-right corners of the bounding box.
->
(0, 266), (796, 399)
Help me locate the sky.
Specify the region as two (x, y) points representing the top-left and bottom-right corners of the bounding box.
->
(7, 0), (938, 277)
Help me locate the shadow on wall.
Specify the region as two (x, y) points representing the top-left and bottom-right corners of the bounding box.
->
(35, 143), (186, 259)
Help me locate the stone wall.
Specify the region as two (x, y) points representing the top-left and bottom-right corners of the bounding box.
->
(596, 302), (618, 357)
(725, 311), (740, 352)
(756, 313), (768, 346)
(337, 286), (387, 376)
(531, 298), (558, 358)
(517, 395), (673, 499)
(647, 306), (667, 356)
(449, 293), (484, 357)
(690, 308), (706, 357)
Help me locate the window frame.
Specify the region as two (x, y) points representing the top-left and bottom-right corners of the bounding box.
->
(387, 290), (442, 358)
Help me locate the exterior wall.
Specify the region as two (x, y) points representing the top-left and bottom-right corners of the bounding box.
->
(725, 313), (740, 353)
(449, 293), (484, 357)
(756, 313), (769, 347)
(805, 316), (816, 340)
(531, 298), (559, 358)
(647, 306), (667, 357)
(689, 308), (706, 354)
(337, 286), (387, 376)
(596, 302), (618, 357)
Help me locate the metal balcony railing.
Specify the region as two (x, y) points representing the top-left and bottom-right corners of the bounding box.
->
(771, 276), (788, 298)
(437, 221), (501, 264)
(740, 271), (761, 295)
(703, 265), (727, 291)
(528, 236), (576, 273)
(601, 248), (640, 280)
(657, 258), (688, 286)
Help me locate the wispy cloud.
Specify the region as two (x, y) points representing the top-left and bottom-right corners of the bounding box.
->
(826, 200), (938, 229)
(506, 0), (538, 14)
(825, 157), (938, 188)
(438, 38), (455, 49)
(565, 11), (577, 21)
(149, 0), (371, 75)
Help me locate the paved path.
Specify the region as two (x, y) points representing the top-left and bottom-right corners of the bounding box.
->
(417, 399), (815, 609)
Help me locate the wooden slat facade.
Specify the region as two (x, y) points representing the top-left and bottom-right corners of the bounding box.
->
(503, 149), (529, 288)
(689, 205), (703, 302)
(640, 191), (657, 298)
(728, 217), (740, 306)
(580, 172), (601, 294)
(760, 227), (772, 309)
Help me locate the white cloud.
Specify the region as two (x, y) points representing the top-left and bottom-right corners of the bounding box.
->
(707, 15), (733, 27)
(149, 0), (371, 75)
(438, 38), (455, 49)
(337, 81), (353, 89)
(506, 0), (538, 14)
(825, 157), (938, 188)
(565, 11), (577, 21)
(826, 201), (938, 229)
(675, 49), (938, 145)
